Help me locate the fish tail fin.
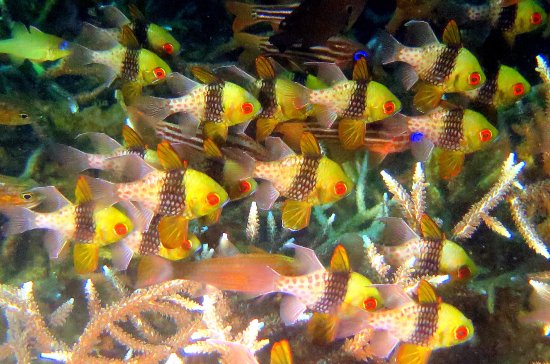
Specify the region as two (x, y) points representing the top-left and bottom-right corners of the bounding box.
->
(132, 96), (173, 120)
(377, 30), (404, 65)
(0, 206), (38, 235)
(226, 2), (259, 32)
(64, 43), (95, 69)
(223, 149), (257, 183)
(135, 256), (176, 288)
(80, 176), (119, 205)
(53, 144), (95, 173)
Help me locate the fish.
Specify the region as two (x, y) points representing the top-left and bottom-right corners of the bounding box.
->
(519, 275), (550, 336)
(225, 132), (353, 230)
(83, 141), (228, 250)
(0, 173), (46, 209)
(270, 340), (293, 364)
(463, 64), (531, 109)
(378, 20), (486, 112)
(100, 5), (181, 57)
(0, 177), (136, 274)
(0, 23), (71, 67)
(133, 70), (262, 143)
(0, 102), (33, 126)
(267, 0), (367, 52)
(397, 106), (498, 179)
(378, 215), (479, 283)
(336, 280), (474, 362)
(226, 1), (299, 32)
(385, 0), (442, 34)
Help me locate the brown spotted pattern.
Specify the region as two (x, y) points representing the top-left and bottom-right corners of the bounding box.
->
(138, 214), (162, 256)
(496, 4), (517, 31)
(411, 239), (444, 279)
(158, 169), (186, 216)
(122, 49), (140, 82)
(74, 202), (95, 243)
(285, 156), (320, 200)
(438, 109), (465, 150)
(204, 83), (224, 123)
(310, 271), (350, 313)
(342, 81), (367, 118)
(258, 80), (278, 118)
(408, 304), (440, 346)
(472, 71), (498, 107)
(424, 47), (459, 86)
(130, 21), (149, 48)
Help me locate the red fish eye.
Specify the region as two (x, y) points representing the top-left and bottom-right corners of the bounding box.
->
(531, 12), (542, 25)
(162, 43), (174, 55)
(206, 192), (220, 206)
(479, 128), (492, 142)
(383, 101), (395, 115)
(114, 223), (128, 236)
(182, 239), (192, 250)
(468, 72), (481, 86)
(241, 102), (254, 114)
(363, 297), (378, 311)
(334, 181), (348, 195)
(239, 180), (251, 193)
(454, 325), (469, 340)
(457, 265), (471, 280)
(153, 67), (166, 79)
(512, 83), (525, 96)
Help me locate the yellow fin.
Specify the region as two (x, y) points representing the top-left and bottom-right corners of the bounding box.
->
(256, 55), (276, 80)
(120, 24), (140, 49)
(306, 313), (337, 345)
(128, 4), (146, 22)
(299, 132), (321, 157)
(157, 141), (185, 170)
(438, 150), (464, 180)
(330, 244), (351, 273)
(352, 57), (369, 81)
(121, 81), (143, 104)
(256, 118), (279, 141)
(203, 138), (223, 158)
(274, 122), (305, 151)
(271, 339), (293, 364)
(191, 66), (221, 84)
(442, 20), (461, 48)
(392, 343), (432, 364)
(282, 200), (312, 231)
(122, 125), (146, 149)
(200, 207), (222, 225)
(73, 243), (99, 274)
(158, 215), (188, 249)
(417, 280), (438, 305)
(204, 122), (229, 143)
(413, 83), (443, 113)
(420, 214), (445, 240)
(11, 23), (29, 39)
(75, 175), (93, 204)
(338, 118), (365, 150)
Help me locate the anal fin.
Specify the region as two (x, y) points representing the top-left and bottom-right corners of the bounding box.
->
(282, 200), (312, 231)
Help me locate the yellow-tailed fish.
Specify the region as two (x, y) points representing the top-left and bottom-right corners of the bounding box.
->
(378, 215), (479, 282)
(378, 20), (486, 112)
(519, 277), (550, 336)
(134, 69), (262, 142)
(0, 177), (135, 273)
(83, 141), (228, 250)
(336, 280), (474, 362)
(464, 65), (531, 109)
(100, 4), (181, 57)
(226, 133), (353, 230)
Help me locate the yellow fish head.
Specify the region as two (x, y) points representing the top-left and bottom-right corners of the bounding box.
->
(440, 239), (479, 282)
(365, 81), (401, 122)
(450, 49), (486, 92)
(495, 65), (531, 108)
(434, 303), (474, 349)
(159, 233), (201, 261)
(139, 49), (172, 86)
(146, 23), (181, 57)
(344, 272), (384, 312)
(93, 206), (134, 246)
(513, 0), (547, 36)
(184, 169), (229, 218)
(225, 178), (257, 201)
(462, 109), (498, 153)
(316, 157), (353, 204)
(222, 81), (262, 126)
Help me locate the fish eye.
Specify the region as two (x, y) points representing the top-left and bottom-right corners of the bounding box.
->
(530, 12), (542, 25)
(206, 192), (221, 206)
(239, 180), (252, 193)
(353, 50), (368, 61)
(182, 239), (192, 250)
(457, 265), (471, 280)
(241, 102), (254, 115)
(512, 83), (525, 96)
(454, 325), (469, 341)
(19, 192), (33, 200)
(410, 132), (424, 143)
(162, 43), (174, 55)
(153, 67), (166, 79)
(114, 223), (128, 236)
(478, 128), (492, 142)
(363, 297), (378, 311)
(58, 40), (69, 50)
(383, 101), (396, 115)
(334, 181), (347, 195)
(19, 113), (29, 119)
(468, 72), (481, 86)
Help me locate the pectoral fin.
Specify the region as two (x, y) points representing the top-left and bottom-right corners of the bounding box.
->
(200, 208), (222, 225)
(204, 122), (228, 143)
(338, 118), (366, 150)
(413, 84), (443, 113)
(256, 118), (279, 141)
(282, 200), (312, 231)
(158, 215), (188, 249)
(438, 150), (465, 180)
(73, 243), (99, 274)
(307, 312), (338, 345)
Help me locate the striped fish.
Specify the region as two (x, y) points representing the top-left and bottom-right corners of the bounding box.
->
(226, 1), (299, 32)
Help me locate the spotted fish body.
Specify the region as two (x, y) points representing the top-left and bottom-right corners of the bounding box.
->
(465, 0), (518, 30)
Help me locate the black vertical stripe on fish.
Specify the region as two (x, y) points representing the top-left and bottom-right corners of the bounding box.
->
(258, 80), (278, 118)
(131, 21), (150, 48)
(472, 72), (498, 107)
(205, 83), (225, 123)
(439, 109), (465, 150)
(74, 202), (96, 243)
(496, 4), (517, 31)
(138, 213), (162, 256)
(286, 156), (321, 200)
(411, 239), (444, 279)
(409, 305), (439, 346)
(158, 169), (186, 216)
(342, 81), (367, 118)
(425, 47), (460, 86)
(122, 48), (140, 82)
(311, 272), (350, 313)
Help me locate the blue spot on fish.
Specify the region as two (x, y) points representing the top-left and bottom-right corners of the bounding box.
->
(58, 40), (69, 50)
(410, 132), (424, 143)
(353, 50), (368, 61)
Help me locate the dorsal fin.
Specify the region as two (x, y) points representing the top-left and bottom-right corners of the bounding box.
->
(203, 138), (223, 158)
(330, 245), (351, 273)
(417, 280), (439, 305)
(128, 4), (147, 22)
(191, 66), (222, 84)
(299, 132), (321, 157)
(352, 58), (369, 81)
(442, 20), (461, 48)
(75, 175), (93, 204)
(420, 214), (445, 240)
(157, 141), (185, 170)
(256, 55), (276, 80)
(122, 125), (146, 149)
(120, 24), (141, 49)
